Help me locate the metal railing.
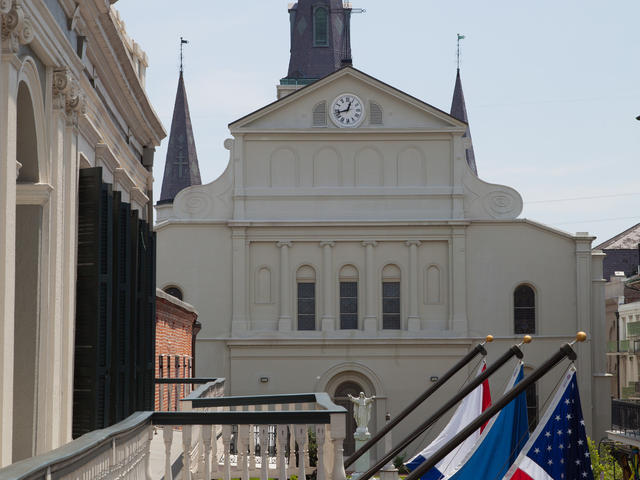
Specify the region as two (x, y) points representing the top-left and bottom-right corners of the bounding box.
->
(0, 384), (348, 480)
(628, 321), (640, 337)
(607, 339), (630, 353)
(155, 377), (223, 411)
(612, 399), (640, 439)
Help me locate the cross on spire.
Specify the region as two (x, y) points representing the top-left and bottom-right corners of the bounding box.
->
(180, 37), (189, 73)
(456, 33), (465, 70)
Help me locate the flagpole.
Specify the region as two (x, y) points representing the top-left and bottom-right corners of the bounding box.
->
(354, 337), (532, 480)
(404, 333), (587, 480)
(345, 335), (493, 469)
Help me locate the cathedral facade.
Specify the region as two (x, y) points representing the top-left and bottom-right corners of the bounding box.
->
(156, 0), (609, 453)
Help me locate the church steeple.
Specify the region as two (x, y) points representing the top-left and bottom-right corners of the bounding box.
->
(158, 70), (201, 204)
(450, 68), (477, 175)
(281, 0), (352, 88)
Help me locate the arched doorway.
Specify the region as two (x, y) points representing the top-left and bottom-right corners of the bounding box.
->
(333, 381), (364, 456)
(13, 81), (41, 462)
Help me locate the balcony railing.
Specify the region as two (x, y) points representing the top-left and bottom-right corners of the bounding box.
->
(0, 383), (348, 480)
(607, 340), (630, 353)
(628, 321), (640, 337)
(155, 377), (224, 411)
(611, 398), (640, 439)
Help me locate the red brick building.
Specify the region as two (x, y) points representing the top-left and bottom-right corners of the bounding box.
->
(155, 289), (201, 411)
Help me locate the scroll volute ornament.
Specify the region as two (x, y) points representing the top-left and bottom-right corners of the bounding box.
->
(53, 68), (86, 115)
(1, 0), (33, 50)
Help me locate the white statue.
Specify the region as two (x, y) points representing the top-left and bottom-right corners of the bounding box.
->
(348, 392), (376, 435)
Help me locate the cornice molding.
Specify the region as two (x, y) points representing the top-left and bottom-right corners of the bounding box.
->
(129, 187), (149, 206)
(16, 183), (53, 205)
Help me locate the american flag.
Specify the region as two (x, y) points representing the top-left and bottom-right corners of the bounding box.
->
(504, 368), (593, 480)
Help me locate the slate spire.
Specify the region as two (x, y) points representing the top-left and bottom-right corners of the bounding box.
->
(158, 71), (201, 204)
(450, 68), (477, 175)
(282, 0), (352, 85)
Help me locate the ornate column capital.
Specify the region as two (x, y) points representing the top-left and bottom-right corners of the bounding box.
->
(361, 240), (378, 247)
(320, 241), (335, 248)
(1, 0), (33, 53)
(276, 241), (292, 248)
(405, 240), (422, 247)
(53, 68), (86, 118)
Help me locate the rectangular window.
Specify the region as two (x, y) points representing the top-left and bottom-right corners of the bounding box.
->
(340, 281), (358, 329)
(382, 281), (400, 329)
(297, 282), (316, 330)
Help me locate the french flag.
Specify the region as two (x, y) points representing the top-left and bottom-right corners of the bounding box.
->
(405, 360), (492, 480)
(502, 368), (593, 480)
(443, 362), (529, 480)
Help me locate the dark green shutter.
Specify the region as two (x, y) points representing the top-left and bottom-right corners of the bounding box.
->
(73, 168), (113, 438)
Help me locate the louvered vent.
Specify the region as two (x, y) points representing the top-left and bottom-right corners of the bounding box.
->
(313, 101), (327, 127)
(369, 101), (383, 125)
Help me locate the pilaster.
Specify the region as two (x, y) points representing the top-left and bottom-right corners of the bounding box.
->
(277, 241), (293, 332)
(320, 241), (335, 331)
(450, 227), (467, 334)
(231, 228), (249, 332)
(406, 241), (421, 331)
(0, 44), (18, 468)
(362, 241), (377, 332)
(574, 233), (594, 433)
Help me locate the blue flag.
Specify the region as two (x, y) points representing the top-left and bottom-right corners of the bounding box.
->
(443, 363), (529, 480)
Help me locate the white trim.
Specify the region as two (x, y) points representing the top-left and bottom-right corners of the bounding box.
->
(516, 457), (553, 480)
(502, 366), (576, 479)
(16, 184), (53, 206)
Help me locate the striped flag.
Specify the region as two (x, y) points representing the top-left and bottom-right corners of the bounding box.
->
(503, 367), (593, 480)
(405, 360), (492, 480)
(443, 363), (529, 480)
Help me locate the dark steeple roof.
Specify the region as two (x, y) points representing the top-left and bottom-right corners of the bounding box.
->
(450, 68), (477, 175)
(282, 0), (352, 85)
(159, 71), (201, 204)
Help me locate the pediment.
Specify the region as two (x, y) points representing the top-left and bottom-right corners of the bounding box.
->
(229, 67), (467, 132)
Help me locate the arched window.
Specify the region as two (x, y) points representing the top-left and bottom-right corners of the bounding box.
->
(297, 265), (316, 330)
(313, 6), (329, 46)
(312, 101), (327, 127)
(382, 264), (401, 329)
(339, 265), (359, 329)
(369, 101), (383, 125)
(164, 286), (183, 301)
(514, 284), (535, 334)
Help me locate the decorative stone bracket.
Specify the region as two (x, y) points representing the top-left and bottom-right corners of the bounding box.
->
(53, 68), (86, 118)
(1, 0), (33, 52)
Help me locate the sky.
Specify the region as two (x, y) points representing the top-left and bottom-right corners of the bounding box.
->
(115, 0), (640, 246)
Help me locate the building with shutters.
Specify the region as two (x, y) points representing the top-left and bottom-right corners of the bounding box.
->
(155, 0), (609, 454)
(0, 0), (164, 467)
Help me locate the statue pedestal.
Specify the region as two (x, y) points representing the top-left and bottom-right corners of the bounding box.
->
(350, 430), (371, 480)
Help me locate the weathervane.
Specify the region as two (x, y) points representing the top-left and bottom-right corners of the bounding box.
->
(180, 36), (189, 72)
(456, 33), (465, 70)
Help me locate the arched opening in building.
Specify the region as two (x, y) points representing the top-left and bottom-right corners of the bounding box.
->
(333, 380), (364, 456)
(13, 81), (42, 462)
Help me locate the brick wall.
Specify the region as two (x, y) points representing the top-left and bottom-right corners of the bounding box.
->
(155, 289), (200, 411)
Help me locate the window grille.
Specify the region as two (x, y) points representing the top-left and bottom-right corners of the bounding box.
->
(164, 286), (183, 301)
(382, 282), (400, 329)
(340, 282), (358, 329)
(514, 284), (535, 334)
(313, 7), (329, 46)
(313, 101), (327, 127)
(369, 101), (383, 125)
(297, 265), (316, 330)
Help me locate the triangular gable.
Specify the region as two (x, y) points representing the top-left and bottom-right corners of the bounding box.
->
(595, 222), (640, 250)
(229, 66), (468, 131)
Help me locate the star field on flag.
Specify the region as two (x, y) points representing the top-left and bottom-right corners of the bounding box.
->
(505, 369), (593, 480)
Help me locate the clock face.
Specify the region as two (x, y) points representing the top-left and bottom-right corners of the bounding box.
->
(331, 93), (365, 128)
